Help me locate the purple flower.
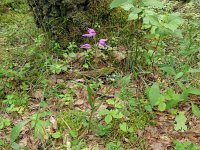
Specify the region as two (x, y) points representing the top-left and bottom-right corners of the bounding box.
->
(80, 44), (92, 49)
(98, 39), (107, 48)
(82, 28), (96, 37)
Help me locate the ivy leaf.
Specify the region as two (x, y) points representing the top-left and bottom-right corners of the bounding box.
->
(174, 112), (187, 132)
(110, 0), (130, 9)
(192, 104), (200, 117)
(149, 83), (160, 106)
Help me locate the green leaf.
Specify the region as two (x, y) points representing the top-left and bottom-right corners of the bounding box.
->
(160, 66), (176, 75)
(112, 110), (124, 119)
(119, 123), (128, 132)
(143, 0), (164, 9)
(52, 132), (62, 139)
(149, 83), (160, 106)
(128, 12), (138, 21)
(164, 13), (184, 32)
(118, 75), (131, 87)
(188, 87), (200, 96)
(87, 85), (94, 108)
(70, 130), (78, 138)
(192, 104), (200, 117)
(99, 109), (110, 115)
(144, 15), (160, 27)
(110, 0), (130, 9)
(11, 142), (20, 150)
(158, 102), (166, 111)
(174, 72), (184, 80)
(106, 99), (115, 105)
(121, 3), (134, 11)
(105, 115), (112, 124)
(188, 68), (200, 73)
(10, 120), (29, 143)
(174, 112), (187, 132)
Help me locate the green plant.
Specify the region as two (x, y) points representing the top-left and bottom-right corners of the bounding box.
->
(2, 93), (29, 114)
(172, 140), (200, 150)
(48, 60), (68, 74)
(0, 118), (11, 130)
(110, 0), (184, 71)
(119, 122), (133, 133)
(174, 111), (187, 132)
(106, 141), (124, 150)
(147, 82), (200, 112)
(96, 124), (112, 136)
(30, 111), (52, 140)
(57, 88), (75, 107)
(192, 103), (200, 117)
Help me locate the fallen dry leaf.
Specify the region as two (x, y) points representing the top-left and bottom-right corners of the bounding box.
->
(50, 116), (58, 130)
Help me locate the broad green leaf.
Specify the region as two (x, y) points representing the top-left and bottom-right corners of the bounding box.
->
(192, 104), (200, 117)
(188, 87), (200, 96)
(99, 109), (110, 115)
(174, 112), (187, 132)
(160, 66), (176, 75)
(70, 130), (78, 138)
(121, 3), (134, 11)
(87, 85), (94, 108)
(128, 12), (138, 21)
(11, 142), (20, 150)
(10, 120), (29, 143)
(144, 15), (160, 27)
(105, 115), (112, 124)
(188, 68), (200, 73)
(149, 83), (160, 106)
(174, 72), (184, 80)
(110, 0), (130, 9)
(106, 99), (115, 105)
(119, 123), (128, 132)
(164, 13), (184, 32)
(143, 0), (164, 9)
(158, 102), (166, 111)
(112, 110), (124, 119)
(52, 132), (62, 139)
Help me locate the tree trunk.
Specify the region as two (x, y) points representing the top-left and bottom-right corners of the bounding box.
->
(27, 0), (112, 48)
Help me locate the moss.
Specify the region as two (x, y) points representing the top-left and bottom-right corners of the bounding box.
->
(58, 109), (88, 132)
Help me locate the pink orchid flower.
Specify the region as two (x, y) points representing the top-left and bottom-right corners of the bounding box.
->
(98, 39), (107, 48)
(82, 28), (96, 37)
(80, 44), (92, 49)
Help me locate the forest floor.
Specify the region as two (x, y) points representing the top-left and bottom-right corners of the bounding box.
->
(0, 0), (200, 150)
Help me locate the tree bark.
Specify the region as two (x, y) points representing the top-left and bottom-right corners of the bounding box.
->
(27, 0), (112, 48)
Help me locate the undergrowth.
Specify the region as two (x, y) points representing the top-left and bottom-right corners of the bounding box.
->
(0, 0), (200, 150)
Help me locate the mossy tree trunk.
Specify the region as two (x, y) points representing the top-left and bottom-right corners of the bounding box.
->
(27, 0), (112, 48)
